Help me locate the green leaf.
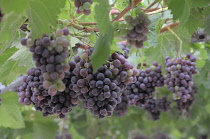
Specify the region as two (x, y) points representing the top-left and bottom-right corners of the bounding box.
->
(9, 47), (34, 68)
(192, 0), (210, 7)
(0, 47), (18, 68)
(204, 15), (210, 35)
(0, 92), (25, 129)
(94, 0), (111, 35)
(0, 12), (26, 44)
(185, 9), (203, 35)
(145, 26), (191, 66)
(26, 0), (66, 37)
(0, 0), (28, 13)
(0, 47), (27, 85)
(168, 0), (192, 26)
(91, 26), (114, 71)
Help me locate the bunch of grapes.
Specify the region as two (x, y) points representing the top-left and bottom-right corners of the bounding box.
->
(74, 0), (93, 15)
(164, 54), (198, 102)
(18, 64), (79, 118)
(114, 90), (130, 117)
(176, 85), (198, 117)
(144, 96), (171, 120)
(56, 133), (72, 139)
(21, 28), (71, 96)
(125, 62), (164, 108)
(18, 68), (54, 117)
(70, 48), (138, 118)
(117, 41), (130, 59)
(49, 61), (79, 118)
(113, 7), (150, 48)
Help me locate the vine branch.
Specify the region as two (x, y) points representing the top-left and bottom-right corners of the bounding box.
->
(111, 0), (142, 22)
(0, 76), (23, 94)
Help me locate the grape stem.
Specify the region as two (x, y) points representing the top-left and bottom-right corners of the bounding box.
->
(111, 0), (142, 22)
(166, 26), (182, 58)
(0, 76), (24, 94)
(160, 22), (179, 33)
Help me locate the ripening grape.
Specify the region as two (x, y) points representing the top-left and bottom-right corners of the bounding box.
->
(164, 54), (198, 102)
(125, 62), (164, 108)
(74, 0), (93, 15)
(17, 64), (79, 118)
(144, 96), (171, 120)
(70, 48), (138, 118)
(20, 28), (71, 96)
(175, 85), (198, 117)
(115, 7), (150, 49)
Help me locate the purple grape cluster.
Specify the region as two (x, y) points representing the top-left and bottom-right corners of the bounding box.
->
(70, 48), (138, 118)
(125, 62), (164, 108)
(114, 90), (129, 117)
(113, 8), (150, 49)
(118, 42), (130, 59)
(144, 96), (171, 120)
(74, 0), (92, 15)
(18, 68), (54, 117)
(56, 133), (72, 139)
(21, 28), (71, 96)
(176, 85), (198, 117)
(18, 66), (79, 118)
(164, 54), (198, 102)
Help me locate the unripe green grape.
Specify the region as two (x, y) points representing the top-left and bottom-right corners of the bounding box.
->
(63, 19), (69, 26)
(26, 38), (34, 47)
(118, 23), (127, 30)
(83, 2), (91, 10)
(112, 21), (119, 30)
(57, 82), (66, 92)
(134, 7), (142, 15)
(150, 65), (156, 71)
(126, 23), (134, 30)
(120, 29), (128, 37)
(79, 6), (84, 11)
(124, 14), (133, 23)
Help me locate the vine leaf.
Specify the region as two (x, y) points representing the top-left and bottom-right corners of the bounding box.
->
(91, 0), (114, 71)
(168, 0), (192, 27)
(0, 12), (26, 46)
(94, 0), (111, 36)
(27, 0), (66, 37)
(0, 92), (25, 129)
(0, 47), (27, 85)
(0, 0), (29, 14)
(91, 27), (114, 72)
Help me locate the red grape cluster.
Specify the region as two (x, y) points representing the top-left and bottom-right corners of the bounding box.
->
(21, 28), (71, 96)
(70, 48), (138, 118)
(18, 68), (54, 116)
(17, 65), (79, 118)
(113, 7), (150, 48)
(164, 54), (198, 102)
(176, 85), (198, 117)
(118, 42), (130, 59)
(74, 0), (92, 15)
(114, 90), (129, 117)
(126, 62), (164, 108)
(144, 96), (171, 120)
